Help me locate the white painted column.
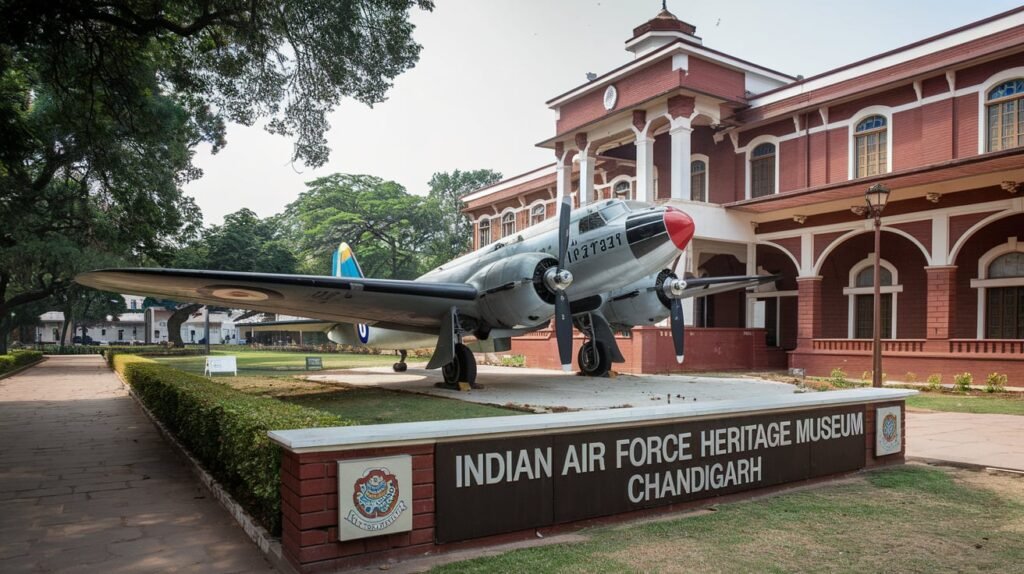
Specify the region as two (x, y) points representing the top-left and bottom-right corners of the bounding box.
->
(556, 153), (573, 200)
(745, 243), (758, 328)
(669, 118), (693, 201)
(635, 135), (655, 203)
(578, 152), (595, 208)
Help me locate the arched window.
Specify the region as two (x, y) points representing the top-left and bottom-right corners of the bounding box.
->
(612, 180), (631, 199)
(973, 242), (1024, 339)
(690, 160), (707, 202)
(986, 79), (1024, 152)
(478, 218), (491, 247)
(843, 258), (902, 339)
(529, 204), (546, 226)
(501, 211), (516, 237)
(750, 143), (776, 198)
(854, 115), (888, 178)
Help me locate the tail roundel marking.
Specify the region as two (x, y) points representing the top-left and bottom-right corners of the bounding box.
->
(334, 243), (369, 343)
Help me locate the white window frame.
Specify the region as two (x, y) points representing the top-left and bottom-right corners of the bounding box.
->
(745, 135), (779, 199)
(976, 67), (1024, 154)
(605, 176), (634, 201)
(499, 209), (517, 238)
(528, 201), (547, 227)
(843, 255), (902, 339)
(690, 153), (710, 202)
(478, 217), (492, 247)
(848, 106), (893, 180)
(970, 237), (1024, 338)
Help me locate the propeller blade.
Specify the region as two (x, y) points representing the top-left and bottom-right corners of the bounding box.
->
(557, 194), (571, 269)
(671, 298), (685, 363)
(555, 290), (574, 371)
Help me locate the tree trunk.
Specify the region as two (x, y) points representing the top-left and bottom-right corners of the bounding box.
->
(0, 318), (8, 355)
(167, 304), (202, 347)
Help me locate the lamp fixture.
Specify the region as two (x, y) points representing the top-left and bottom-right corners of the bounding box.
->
(926, 192), (941, 203)
(865, 183), (891, 216)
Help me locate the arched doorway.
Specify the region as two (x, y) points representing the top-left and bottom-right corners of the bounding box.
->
(954, 213), (1024, 339)
(755, 244), (799, 349)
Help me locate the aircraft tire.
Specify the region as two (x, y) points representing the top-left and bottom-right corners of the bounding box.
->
(441, 356), (460, 386)
(454, 343), (478, 387)
(578, 341), (611, 377)
(392, 362), (407, 372)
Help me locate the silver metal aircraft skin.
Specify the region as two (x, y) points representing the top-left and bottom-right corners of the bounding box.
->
(76, 198), (772, 386)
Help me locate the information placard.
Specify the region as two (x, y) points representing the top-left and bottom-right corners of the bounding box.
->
(435, 405), (866, 543)
(305, 357), (323, 371)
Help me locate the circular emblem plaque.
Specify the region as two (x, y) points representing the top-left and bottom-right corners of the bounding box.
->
(603, 85), (618, 110)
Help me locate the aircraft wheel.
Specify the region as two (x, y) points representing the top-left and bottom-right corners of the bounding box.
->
(441, 358), (460, 387)
(392, 362), (407, 372)
(578, 341), (611, 377)
(454, 343), (480, 388)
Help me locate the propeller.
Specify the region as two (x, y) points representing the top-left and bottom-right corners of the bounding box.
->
(663, 276), (687, 363)
(545, 194), (575, 371)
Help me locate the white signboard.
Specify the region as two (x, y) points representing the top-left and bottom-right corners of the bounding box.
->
(204, 356), (237, 376)
(338, 455), (412, 541)
(875, 406), (902, 456)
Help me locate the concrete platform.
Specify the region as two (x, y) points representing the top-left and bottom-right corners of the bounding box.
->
(304, 364), (797, 411)
(906, 410), (1024, 472)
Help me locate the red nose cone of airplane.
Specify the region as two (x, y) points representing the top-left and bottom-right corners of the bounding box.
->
(664, 207), (694, 250)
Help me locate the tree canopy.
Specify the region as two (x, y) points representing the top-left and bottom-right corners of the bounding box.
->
(0, 0), (432, 350)
(425, 169), (502, 268)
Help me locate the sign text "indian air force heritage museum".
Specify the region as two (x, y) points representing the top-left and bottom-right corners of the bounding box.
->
(436, 406), (865, 542)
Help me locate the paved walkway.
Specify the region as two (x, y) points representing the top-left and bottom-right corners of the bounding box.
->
(0, 355), (275, 573)
(906, 410), (1024, 471)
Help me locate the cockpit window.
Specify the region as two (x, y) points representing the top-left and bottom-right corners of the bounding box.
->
(598, 201), (628, 222)
(578, 211), (606, 234)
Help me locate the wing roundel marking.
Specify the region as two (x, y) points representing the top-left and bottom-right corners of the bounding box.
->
(196, 284), (284, 302)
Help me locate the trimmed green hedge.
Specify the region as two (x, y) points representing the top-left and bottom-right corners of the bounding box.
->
(0, 350), (44, 374)
(113, 355), (349, 534)
(102, 347), (203, 367)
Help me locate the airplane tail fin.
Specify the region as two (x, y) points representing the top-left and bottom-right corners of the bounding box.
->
(331, 242), (365, 278)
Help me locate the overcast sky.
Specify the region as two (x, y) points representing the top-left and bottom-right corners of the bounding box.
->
(184, 0), (1021, 225)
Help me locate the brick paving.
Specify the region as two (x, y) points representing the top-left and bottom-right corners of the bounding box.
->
(0, 355), (276, 573)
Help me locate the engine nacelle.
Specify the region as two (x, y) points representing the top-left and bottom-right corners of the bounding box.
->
(601, 269), (674, 331)
(468, 252), (558, 329)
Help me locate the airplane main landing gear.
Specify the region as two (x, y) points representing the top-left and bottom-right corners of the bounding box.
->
(392, 350), (408, 372)
(578, 340), (611, 377)
(439, 343), (480, 389)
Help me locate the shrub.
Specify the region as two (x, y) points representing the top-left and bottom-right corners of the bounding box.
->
(500, 354), (526, 368)
(953, 372), (973, 393)
(984, 372), (1007, 393)
(0, 350), (44, 374)
(926, 374), (942, 392)
(113, 356), (348, 534)
(829, 368), (849, 388)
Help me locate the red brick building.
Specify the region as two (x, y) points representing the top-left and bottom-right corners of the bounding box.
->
(462, 7), (1024, 381)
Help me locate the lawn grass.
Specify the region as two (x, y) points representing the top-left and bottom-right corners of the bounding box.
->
(150, 349), (398, 377)
(209, 375), (523, 425)
(906, 392), (1024, 415)
(431, 465), (1024, 573)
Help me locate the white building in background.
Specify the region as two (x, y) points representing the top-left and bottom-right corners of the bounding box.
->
(35, 295), (242, 345)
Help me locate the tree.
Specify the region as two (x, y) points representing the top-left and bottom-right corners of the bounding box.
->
(52, 286), (126, 347)
(285, 174), (433, 279)
(162, 208), (298, 346)
(425, 169), (502, 267)
(0, 0), (432, 349)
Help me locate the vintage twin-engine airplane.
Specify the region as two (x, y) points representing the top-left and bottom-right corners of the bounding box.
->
(76, 197), (775, 388)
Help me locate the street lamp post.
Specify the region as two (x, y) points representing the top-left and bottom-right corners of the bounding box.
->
(864, 184), (891, 388)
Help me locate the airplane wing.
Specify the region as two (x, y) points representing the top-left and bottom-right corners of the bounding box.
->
(678, 275), (779, 299)
(75, 268), (478, 332)
(237, 319), (336, 333)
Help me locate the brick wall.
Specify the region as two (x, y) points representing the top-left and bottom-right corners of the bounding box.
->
(280, 445), (436, 572)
